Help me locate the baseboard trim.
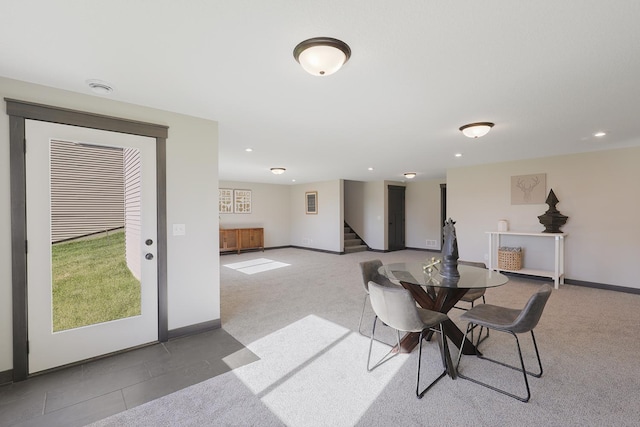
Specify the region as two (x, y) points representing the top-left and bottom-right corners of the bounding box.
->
(501, 271), (640, 294)
(0, 369), (12, 386)
(167, 319), (221, 340)
(289, 245), (342, 255)
(405, 247), (441, 253)
(565, 278), (640, 295)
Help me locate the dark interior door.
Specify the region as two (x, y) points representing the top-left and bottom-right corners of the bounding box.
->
(440, 183), (447, 246)
(388, 185), (406, 251)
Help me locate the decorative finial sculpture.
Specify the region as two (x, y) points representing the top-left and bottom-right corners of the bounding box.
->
(440, 218), (460, 278)
(538, 189), (568, 233)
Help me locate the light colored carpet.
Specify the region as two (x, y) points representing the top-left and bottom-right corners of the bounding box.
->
(90, 248), (640, 426)
(223, 258), (290, 275)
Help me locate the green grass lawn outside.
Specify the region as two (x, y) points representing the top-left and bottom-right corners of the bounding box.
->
(52, 230), (141, 332)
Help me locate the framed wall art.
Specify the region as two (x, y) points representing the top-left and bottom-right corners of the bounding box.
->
(305, 191), (318, 214)
(218, 188), (233, 214)
(511, 173), (546, 204)
(234, 189), (252, 213)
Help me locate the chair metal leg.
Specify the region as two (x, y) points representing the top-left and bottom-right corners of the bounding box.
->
(357, 294), (369, 336)
(455, 324), (542, 402)
(367, 316), (402, 372)
(416, 325), (449, 399)
(466, 297), (489, 346)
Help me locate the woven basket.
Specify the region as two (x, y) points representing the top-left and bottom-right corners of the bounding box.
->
(498, 247), (522, 270)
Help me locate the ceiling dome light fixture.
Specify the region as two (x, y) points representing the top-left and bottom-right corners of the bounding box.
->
(86, 79), (114, 95)
(293, 37), (351, 76)
(404, 172), (417, 179)
(459, 122), (494, 138)
(270, 167), (286, 175)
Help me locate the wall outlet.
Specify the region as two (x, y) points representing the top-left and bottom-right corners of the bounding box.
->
(426, 239), (438, 247)
(484, 253), (489, 260)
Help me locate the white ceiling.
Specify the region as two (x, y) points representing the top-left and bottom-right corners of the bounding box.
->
(2, 1), (640, 184)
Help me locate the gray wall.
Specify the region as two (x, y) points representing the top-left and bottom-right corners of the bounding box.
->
(0, 76), (219, 372)
(290, 180), (343, 252)
(405, 179), (445, 250)
(219, 180), (345, 253)
(218, 181), (291, 248)
(447, 146), (640, 289)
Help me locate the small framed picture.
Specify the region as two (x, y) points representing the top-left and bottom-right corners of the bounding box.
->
(234, 189), (252, 213)
(219, 188), (233, 214)
(511, 173), (546, 205)
(305, 191), (318, 214)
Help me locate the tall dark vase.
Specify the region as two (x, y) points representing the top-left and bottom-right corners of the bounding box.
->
(538, 189), (568, 233)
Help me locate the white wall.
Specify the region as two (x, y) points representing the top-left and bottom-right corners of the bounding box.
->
(218, 181), (291, 248)
(0, 77), (219, 372)
(290, 180), (343, 252)
(447, 146), (640, 289)
(405, 179), (445, 250)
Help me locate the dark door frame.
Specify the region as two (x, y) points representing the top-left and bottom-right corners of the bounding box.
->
(6, 99), (169, 381)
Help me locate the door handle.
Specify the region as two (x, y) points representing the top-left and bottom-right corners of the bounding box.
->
(145, 253), (154, 260)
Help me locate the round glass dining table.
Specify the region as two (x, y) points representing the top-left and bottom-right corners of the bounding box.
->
(379, 262), (508, 290)
(378, 261), (508, 360)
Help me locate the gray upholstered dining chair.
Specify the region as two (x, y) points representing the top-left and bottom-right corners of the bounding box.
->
(357, 259), (398, 339)
(454, 261), (490, 343)
(455, 284), (553, 402)
(367, 281), (452, 398)
(454, 261), (489, 309)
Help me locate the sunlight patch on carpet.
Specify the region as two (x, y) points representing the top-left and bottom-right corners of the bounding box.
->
(224, 258), (290, 275)
(233, 315), (409, 426)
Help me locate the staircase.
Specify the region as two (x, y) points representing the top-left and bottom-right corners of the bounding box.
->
(344, 225), (368, 254)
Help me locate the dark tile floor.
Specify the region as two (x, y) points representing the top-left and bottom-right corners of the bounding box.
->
(0, 328), (258, 427)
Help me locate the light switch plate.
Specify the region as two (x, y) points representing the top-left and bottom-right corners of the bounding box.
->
(173, 224), (186, 236)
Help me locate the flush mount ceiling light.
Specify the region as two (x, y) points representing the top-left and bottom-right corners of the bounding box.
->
(293, 37), (351, 76)
(404, 172), (417, 179)
(459, 122), (494, 138)
(270, 167), (286, 175)
(86, 79), (114, 95)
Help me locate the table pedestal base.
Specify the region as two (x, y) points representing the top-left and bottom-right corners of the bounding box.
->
(398, 281), (480, 356)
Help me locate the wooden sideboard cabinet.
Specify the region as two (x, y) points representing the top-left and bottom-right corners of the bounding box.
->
(220, 228), (264, 254)
(219, 229), (239, 253)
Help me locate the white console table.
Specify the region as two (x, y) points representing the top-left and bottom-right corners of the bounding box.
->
(486, 231), (566, 289)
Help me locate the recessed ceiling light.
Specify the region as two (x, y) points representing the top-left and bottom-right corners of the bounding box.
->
(455, 153), (463, 157)
(86, 79), (114, 95)
(404, 172), (416, 179)
(594, 131), (606, 137)
(368, 167), (374, 171)
(292, 179), (296, 182)
(270, 167), (286, 175)
(245, 148), (253, 152)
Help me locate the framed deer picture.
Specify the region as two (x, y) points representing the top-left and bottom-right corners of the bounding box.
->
(511, 173), (546, 204)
